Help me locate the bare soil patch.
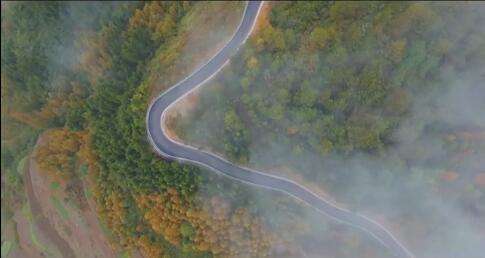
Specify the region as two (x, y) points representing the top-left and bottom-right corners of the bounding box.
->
(24, 155), (74, 257)
(29, 134), (116, 258)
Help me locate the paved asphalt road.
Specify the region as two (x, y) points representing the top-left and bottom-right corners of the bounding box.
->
(146, 2), (413, 257)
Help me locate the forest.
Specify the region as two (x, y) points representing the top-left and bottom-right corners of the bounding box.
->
(174, 2), (485, 257)
(2, 1), (484, 258)
(3, 2), (304, 258)
(179, 2), (483, 161)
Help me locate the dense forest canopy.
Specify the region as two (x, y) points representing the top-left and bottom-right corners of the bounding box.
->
(3, 2), (296, 257)
(2, 1), (484, 258)
(180, 2), (484, 161)
(175, 2), (485, 257)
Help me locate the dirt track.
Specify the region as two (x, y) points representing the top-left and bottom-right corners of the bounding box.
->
(24, 157), (76, 258)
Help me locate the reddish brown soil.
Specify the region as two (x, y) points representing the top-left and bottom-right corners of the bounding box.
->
(10, 212), (45, 258)
(24, 157), (75, 257)
(30, 134), (116, 258)
(8, 206), (51, 258)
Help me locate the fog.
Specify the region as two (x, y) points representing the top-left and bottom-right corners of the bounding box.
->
(175, 2), (485, 257)
(45, 2), (130, 92)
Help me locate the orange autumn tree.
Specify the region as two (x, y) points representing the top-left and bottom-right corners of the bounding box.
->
(127, 2), (191, 42)
(136, 188), (275, 257)
(101, 191), (136, 248)
(135, 235), (164, 258)
(34, 128), (84, 181)
(98, 191), (167, 258)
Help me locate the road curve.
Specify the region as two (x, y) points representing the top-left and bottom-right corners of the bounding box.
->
(146, 2), (413, 257)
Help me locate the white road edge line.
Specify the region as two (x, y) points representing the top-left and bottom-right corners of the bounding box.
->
(146, 2), (415, 258)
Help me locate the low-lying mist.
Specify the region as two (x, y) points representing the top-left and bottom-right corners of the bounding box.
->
(172, 2), (485, 257)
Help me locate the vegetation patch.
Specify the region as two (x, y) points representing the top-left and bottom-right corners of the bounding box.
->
(1, 241), (13, 258)
(28, 219), (49, 254)
(50, 181), (61, 191)
(50, 196), (70, 220)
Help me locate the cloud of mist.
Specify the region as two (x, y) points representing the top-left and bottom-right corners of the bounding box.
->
(174, 2), (485, 257)
(44, 2), (129, 92)
(241, 34), (485, 258)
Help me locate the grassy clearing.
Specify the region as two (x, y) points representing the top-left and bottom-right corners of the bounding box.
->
(50, 181), (60, 190)
(119, 250), (131, 258)
(16, 156), (28, 175)
(49, 196), (69, 220)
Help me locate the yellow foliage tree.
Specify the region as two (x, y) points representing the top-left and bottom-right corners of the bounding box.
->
(136, 189), (276, 258)
(34, 128), (84, 181)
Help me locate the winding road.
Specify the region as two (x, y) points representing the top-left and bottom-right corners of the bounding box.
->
(146, 2), (413, 257)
